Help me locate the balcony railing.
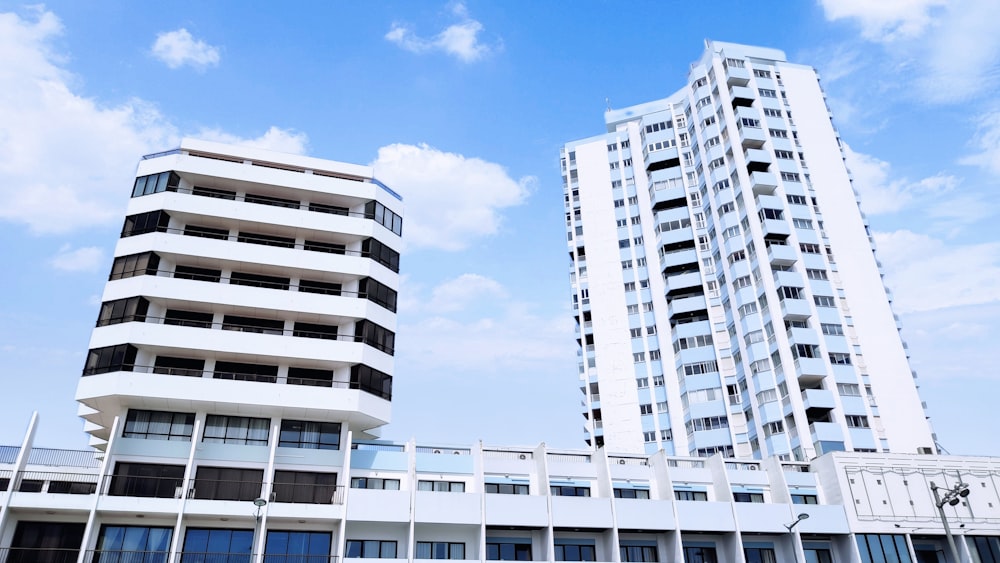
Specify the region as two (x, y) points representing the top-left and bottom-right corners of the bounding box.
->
(0, 547), (80, 563)
(120, 225), (398, 273)
(82, 550), (169, 563)
(98, 315), (394, 356)
(82, 364), (389, 401)
(10, 471), (99, 494)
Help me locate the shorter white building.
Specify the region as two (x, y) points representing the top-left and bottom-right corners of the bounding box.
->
(0, 415), (997, 563)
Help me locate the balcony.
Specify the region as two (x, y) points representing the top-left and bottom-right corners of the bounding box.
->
(650, 182), (686, 210)
(743, 149), (771, 174)
(802, 389), (836, 411)
(668, 294), (708, 317)
(780, 297), (811, 319)
(760, 219), (790, 239)
(794, 357), (827, 381)
(810, 422), (845, 443)
(660, 248), (699, 271)
(767, 244), (797, 266)
(645, 141), (680, 168)
(729, 85), (755, 107)
(0, 548), (80, 563)
(750, 171), (778, 194)
(726, 64), (751, 85)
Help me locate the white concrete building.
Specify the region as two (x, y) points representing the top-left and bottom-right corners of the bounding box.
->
(0, 110), (995, 563)
(561, 41), (935, 459)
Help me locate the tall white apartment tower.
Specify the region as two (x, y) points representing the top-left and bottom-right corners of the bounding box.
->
(562, 41), (935, 460)
(77, 138), (401, 451)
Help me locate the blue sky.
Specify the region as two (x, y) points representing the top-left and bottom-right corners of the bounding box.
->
(1, 1), (999, 457)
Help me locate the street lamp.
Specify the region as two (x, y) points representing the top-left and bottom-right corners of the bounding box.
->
(785, 512), (810, 532)
(252, 498), (268, 562)
(930, 480), (970, 563)
(785, 513), (810, 563)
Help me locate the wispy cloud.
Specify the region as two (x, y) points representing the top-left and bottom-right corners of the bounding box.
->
(818, 0), (1000, 103)
(0, 8), (306, 235)
(151, 28), (220, 71)
(959, 110), (1000, 177)
(370, 143), (532, 251)
(50, 245), (103, 272)
(196, 126), (309, 155)
(844, 144), (959, 215)
(385, 2), (500, 63)
(874, 229), (1000, 314)
(396, 274), (575, 374)
(818, 0), (947, 42)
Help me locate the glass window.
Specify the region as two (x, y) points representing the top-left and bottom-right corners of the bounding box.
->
(555, 544), (596, 561)
(485, 483), (529, 495)
(416, 542), (466, 560)
(486, 542), (532, 561)
(346, 540), (397, 558)
(182, 528), (253, 561)
(683, 546), (718, 563)
(97, 525), (172, 561)
(203, 416), (270, 446)
(109, 463), (184, 499)
(265, 531), (332, 561)
(417, 480), (465, 492)
(123, 410), (195, 441)
(613, 488), (650, 499)
(278, 420), (341, 450)
(192, 467), (264, 502)
(350, 477), (400, 490)
(620, 545), (658, 562)
(272, 471), (338, 504)
(745, 548), (777, 563)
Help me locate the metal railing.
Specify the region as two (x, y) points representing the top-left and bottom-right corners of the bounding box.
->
(95, 315), (394, 355)
(81, 365), (389, 400)
(119, 225), (398, 273)
(187, 477), (263, 502)
(414, 446), (471, 455)
(351, 442), (405, 452)
(10, 471), (99, 494)
(82, 550), (170, 563)
(270, 483), (344, 505)
(482, 449), (533, 461)
(0, 547), (81, 562)
(102, 474), (185, 498)
(547, 452), (592, 463)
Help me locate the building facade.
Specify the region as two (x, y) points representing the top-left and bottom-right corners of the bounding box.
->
(561, 41), (935, 459)
(1, 423), (999, 563)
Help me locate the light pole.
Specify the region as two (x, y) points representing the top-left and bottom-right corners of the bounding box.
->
(252, 497), (268, 562)
(785, 513), (809, 563)
(930, 480), (970, 563)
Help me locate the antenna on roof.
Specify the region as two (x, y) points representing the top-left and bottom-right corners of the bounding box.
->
(605, 97), (612, 112)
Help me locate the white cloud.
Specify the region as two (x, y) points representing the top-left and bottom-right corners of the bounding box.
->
(195, 126), (309, 155)
(874, 230), (1000, 313)
(425, 274), (508, 313)
(818, 0), (946, 42)
(0, 9), (178, 234)
(151, 28), (220, 70)
(0, 8), (307, 235)
(818, 0), (1000, 103)
(385, 2), (499, 63)
(844, 145), (958, 214)
(396, 275), (575, 374)
(960, 110), (1000, 177)
(371, 143), (532, 251)
(49, 245), (103, 272)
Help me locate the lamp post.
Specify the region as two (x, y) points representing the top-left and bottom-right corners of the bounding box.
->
(785, 513), (809, 563)
(930, 480), (970, 563)
(252, 498), (268, 562)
